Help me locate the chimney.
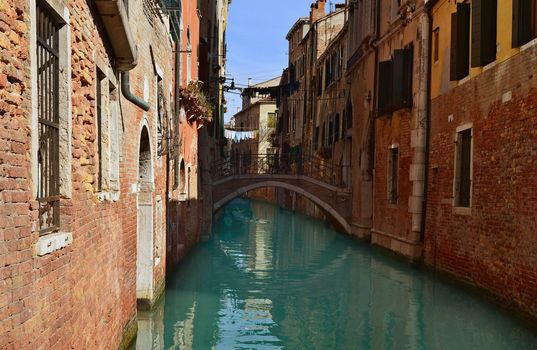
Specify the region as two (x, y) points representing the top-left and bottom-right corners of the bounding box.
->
(310, 0), (326, 23)
(248, 78), (253, 87)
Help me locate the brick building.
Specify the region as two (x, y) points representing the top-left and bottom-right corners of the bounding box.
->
(0, 0), (224, 348)
(0, 0), (172, 347)
(198, 0), (229, 236)
(230, 76), (280, 160)
(369, 0), (429, 261)
(425, 0), (537, 319)
(345, 0), (376, 239)
(165, 0), (204, 268)
(274, 1), (348, 219)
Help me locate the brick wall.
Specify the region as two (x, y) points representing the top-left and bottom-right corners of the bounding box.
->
(373, 111), (413, 241)
(0, 0), (175, 348)
(425, 43), (537, 319)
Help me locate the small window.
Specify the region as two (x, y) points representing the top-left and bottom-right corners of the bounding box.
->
(179, 159), (186, 194)
(388, 147), (399, 204)
(455, 128), (472, 207)
(96, 69), (105, 192)
(433, 28), (440, 62)
(174, 155), (179, 189)
(37, 1), (63, 234)
(157, 77), (165, 156)
(187, 167), (192, 207)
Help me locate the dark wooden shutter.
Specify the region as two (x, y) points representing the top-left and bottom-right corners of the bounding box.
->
(458, 129), (472, 207)
(391, 44), (413, 111)
(512, 0), (533, 47)
(377, 60), (392, 116)
(472, 0), (497, 67)
(392, 49), (405, 110)
(403, 43), (413, 108)
(450, 12), (458, 81)
(450, 4), (470, 80)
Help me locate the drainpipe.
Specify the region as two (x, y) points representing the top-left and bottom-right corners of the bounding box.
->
(420, 4), (434, 243)
(409, 7), (431, 246)
(121, 72), (150, 111)
(368, 0), (381, 238)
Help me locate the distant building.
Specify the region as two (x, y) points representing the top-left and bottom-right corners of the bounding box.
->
(230, 77), (281, 163)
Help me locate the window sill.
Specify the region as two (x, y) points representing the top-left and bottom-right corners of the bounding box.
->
(36, 231), (73, 256)
(521, 37), (537, 52)
(97, 190), (120, 202)
(453, 206), (471, 216)
(482, 60), (497, 72)
(457, 75), (471, 86)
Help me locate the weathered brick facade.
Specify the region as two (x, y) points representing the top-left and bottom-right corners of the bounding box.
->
(0, 0), (210, 347)
(425, 40), (537, 320)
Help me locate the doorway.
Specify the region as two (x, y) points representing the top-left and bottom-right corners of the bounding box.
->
(137, 126), (154, 303)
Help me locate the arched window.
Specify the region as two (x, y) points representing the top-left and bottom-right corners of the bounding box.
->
(187, 167), (192, 207)
(186, 26), (192, 82)
(179, 159), (186, 194)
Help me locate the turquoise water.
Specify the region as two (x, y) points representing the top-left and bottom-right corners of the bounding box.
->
(136, 199), (537, 349)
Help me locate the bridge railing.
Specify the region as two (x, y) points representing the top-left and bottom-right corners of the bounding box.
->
(212, 153), (351, 189)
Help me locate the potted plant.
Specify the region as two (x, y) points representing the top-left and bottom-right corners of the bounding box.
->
(179, 82), (214, 126)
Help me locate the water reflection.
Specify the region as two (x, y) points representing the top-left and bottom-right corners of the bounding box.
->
(135, 199), (537, 349)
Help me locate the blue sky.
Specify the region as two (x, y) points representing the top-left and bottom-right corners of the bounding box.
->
(224, 0), (320, 122)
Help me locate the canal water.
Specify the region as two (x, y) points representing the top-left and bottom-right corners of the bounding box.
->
(135, 199), (537, 349)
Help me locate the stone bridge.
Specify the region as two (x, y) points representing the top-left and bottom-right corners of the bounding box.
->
(211, 154), (352, 233)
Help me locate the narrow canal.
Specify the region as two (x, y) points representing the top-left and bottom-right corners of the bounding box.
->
(135, 199), (537, 349)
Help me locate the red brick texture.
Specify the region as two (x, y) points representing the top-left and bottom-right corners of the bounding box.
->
(425, 44), (537, 319)
(374, 111), (413, 240)
(0, 0), (176, 349)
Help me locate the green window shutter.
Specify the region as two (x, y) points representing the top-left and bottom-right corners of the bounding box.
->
(472, 0), (497, 67)
(512, 0), (533, 47)
(392, 49), (405, 110)
(377, 60), (393, 116)
(392, 44), (413, 111)
(450, 12), (458, 81)
(451, 4), (470, 80)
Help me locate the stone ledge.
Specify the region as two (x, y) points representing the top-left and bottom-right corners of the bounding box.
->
(35, 231), (73, 256)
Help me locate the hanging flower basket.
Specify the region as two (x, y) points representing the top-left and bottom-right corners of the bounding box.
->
(179, 82), (214, 125)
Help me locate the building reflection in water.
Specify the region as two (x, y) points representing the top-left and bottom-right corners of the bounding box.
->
(134, 198), (537, 349)
(135, 296), (165, 350)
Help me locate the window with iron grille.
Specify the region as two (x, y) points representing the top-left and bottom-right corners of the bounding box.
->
(455, 128), (472, 207)
(97, 69), (105, 191)
(388, 147), (399, 204)
(37, 1), (63, 234)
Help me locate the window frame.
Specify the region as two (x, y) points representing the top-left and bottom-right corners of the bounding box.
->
(34, 0), (69, 235)
(388, 145), (399, 204)
(433, 27), (440, 63)
(453, 123), (473, 210)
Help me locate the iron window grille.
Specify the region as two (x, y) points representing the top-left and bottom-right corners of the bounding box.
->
(37, 1), (64, 235)
(388, 147), (399, 204)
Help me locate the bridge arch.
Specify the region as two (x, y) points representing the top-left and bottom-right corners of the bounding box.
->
(213, 180), (351, 234)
